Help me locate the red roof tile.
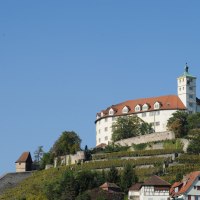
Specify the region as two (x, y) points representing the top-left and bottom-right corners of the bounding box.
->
(129, 183), (142, 191)
(100, 182), (120, 189)
(176, 171), (200, 196)
(143, 175), (171, 186)
(96, 95), (186, 121)
(15, 152), (33, 163)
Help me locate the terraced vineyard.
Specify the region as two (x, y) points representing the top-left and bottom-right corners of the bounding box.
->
(1, 148), (199, 199)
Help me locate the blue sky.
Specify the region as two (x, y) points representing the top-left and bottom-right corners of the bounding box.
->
(0, 1), (200, 175)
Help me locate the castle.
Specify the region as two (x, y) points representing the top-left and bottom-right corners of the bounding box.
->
(95, 65), (200, 146)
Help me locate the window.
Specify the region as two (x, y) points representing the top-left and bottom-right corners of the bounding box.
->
(142, 104), (149, 111)
(149, 112), (154, 116)
(189, 103), (193, 107)
(155, 111), (160, 115)
(182, 87), (184, 90)
(112, 117), (115, 121)
(105, 118), (108, 122)
(189, 86), (193, 90)
(135, 105), (141, 112)
(197, 186), (200, 190)
(179, 88), (181, 91)
(105, 136), (108, 141)
(122, 106), (129, 114)
(109, 109), (114, 115)
(154, 102), (160, 109)
(189, 94), (193, 98)
(155, 122), (160, 126)
(99, 138), (101, 143)
(99, 129), (101, 134)
(142, 113), (146, 117)
(104, 127), (108, 132)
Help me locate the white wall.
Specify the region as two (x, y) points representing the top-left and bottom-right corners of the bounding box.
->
(95, 109), (177, 146)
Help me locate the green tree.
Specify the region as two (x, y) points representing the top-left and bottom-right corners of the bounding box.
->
(167, 111), (189, 138)
(120, 164), (137, 193)
(76, 170), (98, 193)
(112, 116), (153, 142)
(34, 146), (44, 163)
(40, 152), (54, 169)
(187, 133), (200, 154)
(51, 131), (81, 156)
(187, 112), (200, 129)
(84, 145), (92, 161)
(107, 166), (119, 183)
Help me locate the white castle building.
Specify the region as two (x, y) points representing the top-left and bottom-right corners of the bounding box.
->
(95, 65), (200, 146)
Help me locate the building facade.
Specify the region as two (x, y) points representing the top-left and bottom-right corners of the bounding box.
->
(95, 65), (200, 146)
(170, 171), (200, 199)
(128, 175), (171, 200)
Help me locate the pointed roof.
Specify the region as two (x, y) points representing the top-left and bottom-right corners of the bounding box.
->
(129, 183), (142, 191)
(143, 175), (171, 186)
(175, 171), (200, 196)
(96, 95), (186, 122)
(15, 152), (33, 163)
(179, 64), (196, 78)
(100, 182), (120, 189)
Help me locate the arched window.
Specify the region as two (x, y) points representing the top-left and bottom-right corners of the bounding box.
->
(122, 106), (129, 114)
(135, 105), (141, 112)
(109, 108), (114, 116)
(142, 104), (149, 111)
(154, 102), (161, 110)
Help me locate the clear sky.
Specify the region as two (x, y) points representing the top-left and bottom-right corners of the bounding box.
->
(0, 1), (200, 175)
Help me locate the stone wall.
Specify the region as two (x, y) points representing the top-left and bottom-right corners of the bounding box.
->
(115, 131), (175, 146)
(54, 151), (85, 167)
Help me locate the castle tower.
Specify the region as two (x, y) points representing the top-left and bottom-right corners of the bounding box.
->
(177, 64), (197, 113)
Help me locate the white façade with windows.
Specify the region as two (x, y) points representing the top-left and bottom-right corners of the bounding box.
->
(95, 65), (200, 146)
(177, 64), (197, 114)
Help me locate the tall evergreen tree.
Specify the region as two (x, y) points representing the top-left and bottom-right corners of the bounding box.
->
(107, 165), (119, 183)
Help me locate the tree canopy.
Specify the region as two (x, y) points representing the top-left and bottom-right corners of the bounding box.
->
(167, 111), (189, 138)
(112, 116), (153, 142)
(51, 131), (81, 156)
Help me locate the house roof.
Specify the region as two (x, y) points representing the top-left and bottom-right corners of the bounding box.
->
(129, 183), (143, 191)
(143, 175), (171, 186)
(175, 171), (200, 196)
(95, 143), (107, 149)
(100, 182), (120, 189)
(15, 152), (33, 163)
(96, 95), (186, 122)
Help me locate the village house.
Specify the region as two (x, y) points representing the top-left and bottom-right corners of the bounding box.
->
(128, 175), (171, 200)
(15, 152), (33, 172)
(170, 171), (200, 200)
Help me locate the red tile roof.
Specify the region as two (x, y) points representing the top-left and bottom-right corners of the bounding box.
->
(129, 183), (142, 191)
(143, 175), (171, 186)
(15, 152), (33, 163)
(96, 95), (186, 121)
(173, 171), (200, 196)
(100, 182), (120, 190)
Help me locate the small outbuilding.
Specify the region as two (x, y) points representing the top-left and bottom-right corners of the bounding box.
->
(15, 152), (33, 172)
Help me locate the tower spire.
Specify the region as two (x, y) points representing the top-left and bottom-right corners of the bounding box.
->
(185, 63), (189, 73)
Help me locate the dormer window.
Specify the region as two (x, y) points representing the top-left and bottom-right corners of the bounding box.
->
(101, 112), (104, 117)
(154, 102), (161, 110)
(109, 108), (114, 116)
(122, 106), (129, 114)
(96, 114), (100, 120)
(135, 105), (141, 112)
(142, 104), (149, 111)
